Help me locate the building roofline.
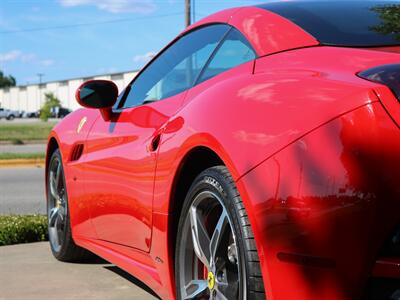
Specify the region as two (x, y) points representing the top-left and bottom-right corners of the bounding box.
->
(12, 69), (140, 88)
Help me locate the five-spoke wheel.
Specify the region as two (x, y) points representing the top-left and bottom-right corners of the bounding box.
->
(179, 190), (242, 299)
(47, 149), (90, 262)
(48, 153), (68, 253)
(175, 166), (265, 299)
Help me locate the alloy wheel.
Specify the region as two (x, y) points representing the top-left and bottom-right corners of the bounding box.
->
(48, 155), (68, 253)
(178, 190), (244, 299)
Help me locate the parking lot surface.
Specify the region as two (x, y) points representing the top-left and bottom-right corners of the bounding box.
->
(0, 242), (158, 300)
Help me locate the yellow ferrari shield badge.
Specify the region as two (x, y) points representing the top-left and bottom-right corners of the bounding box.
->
(207, 271), (215, 290)
(77, 116), (87, 134)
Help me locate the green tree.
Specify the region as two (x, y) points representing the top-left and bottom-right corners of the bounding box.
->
(0, 70), (16, 88)
(40, 92), (61, 122)
(371, 4), (400, 41)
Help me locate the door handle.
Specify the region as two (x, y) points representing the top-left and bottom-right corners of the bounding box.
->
(149, 132), (162, 152)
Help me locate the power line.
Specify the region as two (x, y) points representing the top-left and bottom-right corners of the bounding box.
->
(0, 12), (183, 34)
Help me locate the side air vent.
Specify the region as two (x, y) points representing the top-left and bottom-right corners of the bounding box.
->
(70, 143), (84, 162)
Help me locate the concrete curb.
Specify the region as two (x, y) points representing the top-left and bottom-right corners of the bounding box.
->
(0, 158), (45, 168)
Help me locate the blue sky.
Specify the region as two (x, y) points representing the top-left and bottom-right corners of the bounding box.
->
(0, 0), (263, 85)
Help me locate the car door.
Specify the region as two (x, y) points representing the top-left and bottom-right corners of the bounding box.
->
(82, 24), (231, 251)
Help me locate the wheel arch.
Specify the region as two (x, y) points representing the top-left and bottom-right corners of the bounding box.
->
(46, 137), (59, 170)
(45, 136), (60, 192)
(168, 146), (225, 265)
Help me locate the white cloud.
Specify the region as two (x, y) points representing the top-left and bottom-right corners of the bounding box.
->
(59, 0), (156, 14)
(0, 50), (22, 62)
(21, 53), (36, 63)
(0, 50), (55, 67)
(133, 51), (156, 63)
(40, 59), (55, 66)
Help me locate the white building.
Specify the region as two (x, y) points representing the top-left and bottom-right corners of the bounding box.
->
(0, 70), (138, 112)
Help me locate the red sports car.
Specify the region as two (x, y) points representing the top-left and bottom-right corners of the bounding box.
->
(46, 1), (400, 299)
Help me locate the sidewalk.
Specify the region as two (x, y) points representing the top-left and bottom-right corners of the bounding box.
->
(0, 242), (158, 300)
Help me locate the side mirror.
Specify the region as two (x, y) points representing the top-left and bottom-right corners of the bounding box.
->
(76, 80), (118, 120)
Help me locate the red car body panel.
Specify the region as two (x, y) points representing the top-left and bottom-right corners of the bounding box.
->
(78, 93), (184, 251)
(240, 102), (400, 299)
(46, 4), (400, 300)
(184, 7), (319, 57)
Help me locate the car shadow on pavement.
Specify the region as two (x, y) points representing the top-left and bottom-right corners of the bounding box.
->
(62, 252), (160, 298)
(65, 254), (109, 264)
(104, 265), (161, 299)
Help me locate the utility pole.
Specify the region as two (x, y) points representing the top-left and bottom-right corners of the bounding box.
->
(37, 73), (44, 109)
(184, 0), (192, 85)
(37, 73), (44, 85)
(185, 0), (191, 27)
(192, 0), (195, 23)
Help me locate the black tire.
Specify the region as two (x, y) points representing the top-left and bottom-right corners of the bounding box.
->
(47, 149), (91, 262)
(7, 114), (14, 120)
(175, 166), (266, 300)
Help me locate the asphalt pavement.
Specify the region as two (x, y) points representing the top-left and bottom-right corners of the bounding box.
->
(0, 167), (45, 215)
(0, 144), (46, 154)
(0, 242), (158, 300)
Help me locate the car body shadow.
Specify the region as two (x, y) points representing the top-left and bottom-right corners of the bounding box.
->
(104, 265), (161, 299)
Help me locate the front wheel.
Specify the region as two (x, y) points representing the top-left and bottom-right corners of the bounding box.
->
(47, 149), (91, 261)
(175, 166), (266, 300)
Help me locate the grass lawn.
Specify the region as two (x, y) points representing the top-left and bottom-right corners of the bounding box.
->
(0, 215), (48, 246)
(0, 122), (55, 142)
(0, 152), (45, 160)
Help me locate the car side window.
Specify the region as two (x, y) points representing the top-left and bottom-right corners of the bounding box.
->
(120, 24), (230, 109)
(197, 27), (256, 84)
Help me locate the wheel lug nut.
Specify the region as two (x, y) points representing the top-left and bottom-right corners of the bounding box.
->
(217, 270), (224, 281)
(227, 243), (237, 264)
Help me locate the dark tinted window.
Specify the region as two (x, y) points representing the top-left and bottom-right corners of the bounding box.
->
(257, 1), (400, 47)
(197, 27), (256, 84)
(120, 24), (230, 108)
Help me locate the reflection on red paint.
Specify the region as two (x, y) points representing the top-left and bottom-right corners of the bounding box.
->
(46, 5), (400, 299)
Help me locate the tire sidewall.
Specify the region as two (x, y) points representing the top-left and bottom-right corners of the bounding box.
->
(47, 149), (72, 259)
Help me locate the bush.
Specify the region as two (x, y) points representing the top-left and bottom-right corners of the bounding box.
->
(10, 138), (24, 145)
(0, 215), (48, 246)
(40, 92), (61, 122)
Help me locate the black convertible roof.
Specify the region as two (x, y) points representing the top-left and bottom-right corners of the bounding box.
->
(257, 1), (400, 47)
